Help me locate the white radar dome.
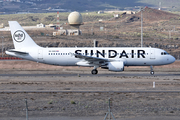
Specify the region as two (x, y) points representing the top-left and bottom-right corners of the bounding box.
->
(68, 11), (82, 25)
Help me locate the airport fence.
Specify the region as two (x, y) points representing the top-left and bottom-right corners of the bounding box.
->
(2, 92), (180, 119)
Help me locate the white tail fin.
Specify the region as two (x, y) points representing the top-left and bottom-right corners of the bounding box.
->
(9, 21), (40, 49)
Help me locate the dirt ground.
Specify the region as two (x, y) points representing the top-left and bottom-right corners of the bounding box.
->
(0, 61), (180, 120)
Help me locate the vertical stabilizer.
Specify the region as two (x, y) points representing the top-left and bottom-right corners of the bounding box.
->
(8, 21), (40, 49)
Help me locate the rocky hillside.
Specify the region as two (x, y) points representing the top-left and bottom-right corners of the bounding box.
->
(1, 0), (180, 14)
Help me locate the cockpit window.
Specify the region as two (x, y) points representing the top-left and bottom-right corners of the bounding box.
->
(161, 52), (169, 55)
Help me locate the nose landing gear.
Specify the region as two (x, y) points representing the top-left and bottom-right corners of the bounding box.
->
(150, 66), (154, 75)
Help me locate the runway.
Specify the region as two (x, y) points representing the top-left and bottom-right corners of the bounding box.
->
(0, 72), (179, 93)
(1, 90), (180, 93)
(0, 73), (179, 77)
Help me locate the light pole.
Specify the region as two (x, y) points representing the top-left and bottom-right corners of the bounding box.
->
(140, 7), (144, 48)
(0, 36), (4, 57)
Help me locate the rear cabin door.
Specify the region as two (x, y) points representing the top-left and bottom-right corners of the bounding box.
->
(38, 49), (43, 62)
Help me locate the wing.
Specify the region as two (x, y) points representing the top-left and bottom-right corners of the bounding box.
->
(74, 53), (109, 65)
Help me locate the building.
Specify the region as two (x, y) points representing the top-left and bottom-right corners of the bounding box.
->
(114, 14), (120, 18)
(0, 23), (4, 28)
(37, 23), (45, 28)
(53, 29), (81, 36)
(53, 11), (83, 36)
(98, 11), (104, 14)
(67, 29), (81, 36)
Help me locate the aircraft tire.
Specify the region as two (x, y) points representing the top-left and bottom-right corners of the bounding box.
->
(150, 71), (154, 75)
(91, 69), (98, 75)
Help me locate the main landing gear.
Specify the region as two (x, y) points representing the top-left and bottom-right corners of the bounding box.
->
(91, 66), (99, 75)
(91, 69), (98, 75)
(150, 66), (154, 75)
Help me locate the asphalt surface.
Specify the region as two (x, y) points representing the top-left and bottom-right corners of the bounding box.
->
(1, 72), (180, 93)
(1, 90), (180, 93)
(0, 73), (179, 77)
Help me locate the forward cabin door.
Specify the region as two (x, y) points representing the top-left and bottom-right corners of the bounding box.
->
(150, 49), (155, 59)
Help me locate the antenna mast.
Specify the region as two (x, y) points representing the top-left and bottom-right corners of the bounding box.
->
(57, 11), (60, 29)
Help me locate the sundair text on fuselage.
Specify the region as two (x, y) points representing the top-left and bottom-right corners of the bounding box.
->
(75, 49), (146, 58)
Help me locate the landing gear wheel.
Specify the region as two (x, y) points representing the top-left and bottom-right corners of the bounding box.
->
(91, 69), (98, 75)
(150, 71), (154, 75)
(150, 66), (154, 75)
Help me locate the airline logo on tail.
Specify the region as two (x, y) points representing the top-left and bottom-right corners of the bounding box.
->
(13, 30), (25, 42)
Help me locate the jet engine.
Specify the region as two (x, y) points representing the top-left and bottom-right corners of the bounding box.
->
(101, 61), (124, 72)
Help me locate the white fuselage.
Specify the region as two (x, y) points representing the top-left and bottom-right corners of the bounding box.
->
(6, 47), (175, 67)
(6, 21), (176, 75)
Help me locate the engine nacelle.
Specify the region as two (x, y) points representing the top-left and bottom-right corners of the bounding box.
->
(101, 61), (124, 72)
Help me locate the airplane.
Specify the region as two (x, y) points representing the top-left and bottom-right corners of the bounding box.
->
(6, 21), (175, 75)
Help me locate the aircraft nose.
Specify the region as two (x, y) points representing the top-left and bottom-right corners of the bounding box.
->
(170, 55), (176, 63)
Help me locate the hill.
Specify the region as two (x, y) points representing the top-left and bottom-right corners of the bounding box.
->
(135, 7), (179, 22)
(0, 0), (180, 14)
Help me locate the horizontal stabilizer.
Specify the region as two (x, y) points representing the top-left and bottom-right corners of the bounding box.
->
(6, 49), (28, 55)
